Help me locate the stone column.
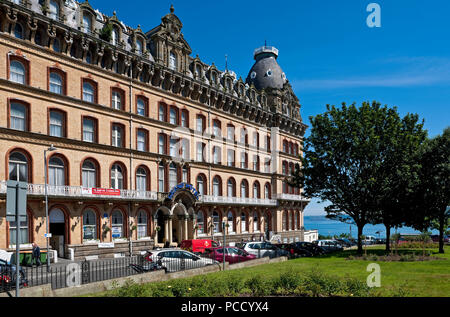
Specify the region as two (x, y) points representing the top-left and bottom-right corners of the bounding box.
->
(184, 217), (188, 240)
(168, 216), (173, 245)
(153, 215), (159, 245)
(164, 218), (169, 243)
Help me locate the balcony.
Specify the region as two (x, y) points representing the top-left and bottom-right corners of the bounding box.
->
(275, 193), (311, 202)
(0, 181), (158, 201)
(200, 195), (278, 207)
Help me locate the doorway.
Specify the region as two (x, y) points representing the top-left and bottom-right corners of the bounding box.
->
(49, 208), (65, 258)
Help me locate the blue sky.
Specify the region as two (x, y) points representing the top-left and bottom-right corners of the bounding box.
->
(89, 0), (450, 215)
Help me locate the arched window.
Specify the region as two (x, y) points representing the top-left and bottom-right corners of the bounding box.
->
(111, 210), (124, 239)
(10, 60), (26, 84)
(49, 157), (65, 186)
(14, 23), (23, 39)
(111, 90), (122, 110)
(227, 211), (234, 233)
(264, 183), (271, 199)
(9, 213), (29, 246)
(240, 212), (247, 233)
(213, 211), (221, 234)
(227, 178), (235, 198)
(87, 51), (92, 64)
(213, 176), (221, 196)
(111, 164), (124, 189)
(158, 162), (165, 192)
(50, 72), (63, 94)
(9, 151), (29, 182)
(83, 81), (95, 103)
(195, 64), (202, 78)
(159, 103), (167, 122)
(169, 107), (178, 125)
(196, 175), (205, 196)
(83, 209), (97, 241)
(253, 212), (259, 232)
(136, 167), (147, 192)
(196, 212), (204, 235)
(82, 160), (97, 188)
(181, 110), (188, 128)
(253, 182), (260, 199)
(137, 97), (146, 116)
(137, 210), (148, 239)
(241, 180), (248, 198)
(49, 0), (60, 20)
(169, 51), (177, 70)
(168, 163), (177, 190)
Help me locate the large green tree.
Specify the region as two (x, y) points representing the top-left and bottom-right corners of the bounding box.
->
(293, 101), (424, 254)
(371, 113), (427, 252)
(408, 128), (450, 253)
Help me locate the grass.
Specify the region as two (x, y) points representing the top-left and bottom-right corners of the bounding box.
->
(87, 246), (450, 297)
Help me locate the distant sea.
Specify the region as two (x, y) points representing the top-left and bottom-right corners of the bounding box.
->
(304, 216), (439, 238)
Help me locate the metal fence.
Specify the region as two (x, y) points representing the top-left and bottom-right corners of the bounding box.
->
(1, 246), (293, 295)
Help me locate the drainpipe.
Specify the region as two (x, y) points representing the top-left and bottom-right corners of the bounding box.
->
(128, 57), (133, 257)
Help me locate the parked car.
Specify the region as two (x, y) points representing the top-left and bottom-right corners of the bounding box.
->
(203, 247), (256, 264)
(0, 259), (28, 290)
(312, 240), (344, 253)
(363, 236), (377, 245)
(335, 238), (355, 248)
(149, 249), (219, 273)
(276, 243), (314, 257)
(242, 242), (289, 258)
(294, 242), (327, 256)
(129, 251), (165, 273)
(430, 235), (449, 243)
(179, 239), (221, 255)
(375, 238), (387, 245)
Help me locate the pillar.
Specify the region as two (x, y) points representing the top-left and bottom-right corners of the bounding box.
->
(184, 217), (188, 240)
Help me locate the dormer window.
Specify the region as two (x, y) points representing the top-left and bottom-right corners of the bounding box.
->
(136, 38), (143, 55)
(49, 0), (60, 20)
(82, 13), (92, 33)
(211, 71), (217, 84)
(112, 28), (119, 46)
(195, 64), (202, 79)
(169, 52), (177, 70)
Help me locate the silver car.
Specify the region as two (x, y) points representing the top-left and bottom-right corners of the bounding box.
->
(150, 249), (219, 273)
(243, 242), (289, 258)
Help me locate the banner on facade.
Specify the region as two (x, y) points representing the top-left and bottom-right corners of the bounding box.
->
(82, 188), (121, 196)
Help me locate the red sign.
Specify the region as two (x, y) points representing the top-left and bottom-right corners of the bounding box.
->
(92, 188), (121, 196)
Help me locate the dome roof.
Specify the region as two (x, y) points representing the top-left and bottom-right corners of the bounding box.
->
(246, 46), (287, 90)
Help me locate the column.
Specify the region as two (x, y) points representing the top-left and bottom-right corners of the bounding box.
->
(168, 216), (173, 245)
(164, 217), (169, 243)
(184, 217), (188, 240)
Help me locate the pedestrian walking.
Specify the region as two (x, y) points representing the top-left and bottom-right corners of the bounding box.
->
(32, 242), (41, 267)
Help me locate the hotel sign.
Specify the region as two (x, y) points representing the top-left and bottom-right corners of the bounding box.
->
(168, 183), (200, 201)
(82, 188), (121, 196)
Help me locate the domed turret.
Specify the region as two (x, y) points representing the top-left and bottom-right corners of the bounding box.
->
(246, 46), (287, 90)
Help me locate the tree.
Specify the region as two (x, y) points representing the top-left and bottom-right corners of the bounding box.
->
(370, 113), (427, 252)
(408, 128), (450, 253)
(292, 101), (422, 254)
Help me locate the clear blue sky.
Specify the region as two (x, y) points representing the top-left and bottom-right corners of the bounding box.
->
(89, 0), (450, 215)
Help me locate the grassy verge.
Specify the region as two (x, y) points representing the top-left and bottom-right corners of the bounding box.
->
(87, 246), (450, 297)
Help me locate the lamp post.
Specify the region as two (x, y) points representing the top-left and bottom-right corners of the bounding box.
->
(44, 145), (57, 271)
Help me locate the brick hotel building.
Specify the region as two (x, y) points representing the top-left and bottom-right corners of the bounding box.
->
(0, 0), (315, 260)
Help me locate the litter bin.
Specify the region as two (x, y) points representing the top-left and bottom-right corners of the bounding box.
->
(9, 251), (48, 266)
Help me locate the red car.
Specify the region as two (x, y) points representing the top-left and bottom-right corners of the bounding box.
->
(180, 239), (221, 254)
(204, 247), (256, 264)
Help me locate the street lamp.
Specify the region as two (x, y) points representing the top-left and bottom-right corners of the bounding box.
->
(44, 145), (57, 271)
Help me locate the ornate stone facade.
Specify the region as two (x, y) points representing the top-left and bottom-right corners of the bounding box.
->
(0, 0), (310, 260)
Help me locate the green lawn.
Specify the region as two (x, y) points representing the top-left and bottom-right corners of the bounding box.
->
(90, 246), (450, 297)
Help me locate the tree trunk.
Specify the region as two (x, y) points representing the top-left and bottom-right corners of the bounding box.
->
(385, 225), (391, 253)
(439, 215), (445, 254)
(357, 225), (363, 255)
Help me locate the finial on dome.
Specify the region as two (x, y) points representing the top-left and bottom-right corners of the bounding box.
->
(170, 4), (175, 13)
